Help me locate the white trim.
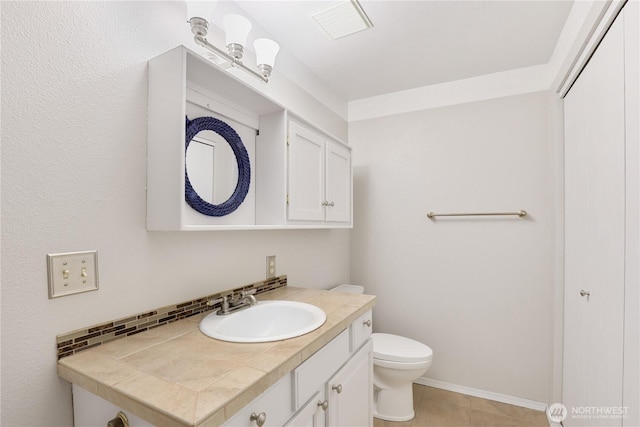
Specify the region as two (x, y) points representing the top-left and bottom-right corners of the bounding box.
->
(547, 1), (598, 88)
(348, 65), (549, 122)
(414, 377), (548, 412)
(548, 93), (565, 405)
(554, 0), (627, 97)
(623, 2), (640, 425)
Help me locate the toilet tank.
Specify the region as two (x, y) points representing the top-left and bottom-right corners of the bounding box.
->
(330, 284), (364, 294)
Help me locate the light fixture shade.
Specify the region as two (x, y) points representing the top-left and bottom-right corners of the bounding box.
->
(254, 38), (280, 68)
(186, 1), (216, 21)
(223, 14), (252, 47)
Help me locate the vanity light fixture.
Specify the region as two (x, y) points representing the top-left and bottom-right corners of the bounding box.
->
(187, 6), (280, 83)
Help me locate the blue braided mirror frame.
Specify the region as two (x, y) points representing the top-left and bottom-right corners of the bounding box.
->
(185, 116), (251, 217)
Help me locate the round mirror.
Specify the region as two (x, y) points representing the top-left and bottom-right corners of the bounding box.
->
(186, 133), (237, 205)
(185, 116), (251, 217)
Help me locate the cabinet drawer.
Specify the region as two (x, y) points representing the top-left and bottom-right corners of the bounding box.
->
(223, 373), (294, 427)
(351, 310), (372, 352)
(293, 329), (350, 410)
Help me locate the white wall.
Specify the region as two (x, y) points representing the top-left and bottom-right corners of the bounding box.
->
(0, 2), (349, 425)
(349, 91), (556, 403)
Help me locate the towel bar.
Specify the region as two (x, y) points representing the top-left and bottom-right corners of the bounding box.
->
(427, 210), (527, 219)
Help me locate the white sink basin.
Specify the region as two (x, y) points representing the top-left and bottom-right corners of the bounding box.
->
(199, 300), (326, 343)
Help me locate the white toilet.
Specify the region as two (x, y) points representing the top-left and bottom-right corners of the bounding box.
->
(371, 332), (433, 421)
(330, 284), (433, 422)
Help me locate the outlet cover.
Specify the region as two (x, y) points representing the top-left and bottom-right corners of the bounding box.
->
(266, 255), (276, 279)
(47, 250), (99, 298)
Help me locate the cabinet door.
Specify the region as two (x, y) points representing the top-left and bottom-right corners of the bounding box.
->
(327, 340), (373, 427)
(288, 121), (325, 221)
(325, 140), (351, 223)
(563, 13), (625, 427)
(286, 391), (326, 427)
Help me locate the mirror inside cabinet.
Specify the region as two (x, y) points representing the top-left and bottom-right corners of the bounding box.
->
(186, 134), (237, 205)
(184, 114), (253, 217)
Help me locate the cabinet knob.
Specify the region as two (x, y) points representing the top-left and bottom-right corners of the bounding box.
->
(322, 201), (329, 206)
(580, 289), (590, 298)
(332, 384), (343, 394)
(328, 201), (334, 207)
(317, 400), (329, 411)
(363, 319), (372, 327)
(250, 412), (267, 427)
(107, 412), (129, 427)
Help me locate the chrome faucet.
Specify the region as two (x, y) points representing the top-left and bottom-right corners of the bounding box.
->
(216, 289), (257, 315)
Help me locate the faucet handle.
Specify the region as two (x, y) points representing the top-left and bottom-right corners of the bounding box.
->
(240, 289), (256, 297)
(206, 297), (224, 307)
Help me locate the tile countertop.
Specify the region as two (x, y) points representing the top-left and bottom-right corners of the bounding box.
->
(57, 287), (376, 427)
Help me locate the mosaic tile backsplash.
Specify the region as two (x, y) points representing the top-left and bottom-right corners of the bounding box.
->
(56, 275), (288, 359)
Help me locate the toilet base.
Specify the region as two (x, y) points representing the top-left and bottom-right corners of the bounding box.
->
(373, 409), (415, 422)
(373, 383), (416, 422)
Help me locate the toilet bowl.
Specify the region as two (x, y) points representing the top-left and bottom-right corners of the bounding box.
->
(329, 284), (434, 422)
(372, 333), (433, 421)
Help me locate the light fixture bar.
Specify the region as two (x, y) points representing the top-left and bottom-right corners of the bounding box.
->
(188, 17), (270, 83)
(194, 35), (269, 83)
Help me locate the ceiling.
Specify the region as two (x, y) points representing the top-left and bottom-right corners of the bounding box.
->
(215, 1), (574, 101)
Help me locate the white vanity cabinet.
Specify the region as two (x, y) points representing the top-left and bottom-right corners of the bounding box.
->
(292, 323), (372, 427)
(287, 120), (352, 225)
(226, 311), (373, 427)
(288, 343), (372, 427)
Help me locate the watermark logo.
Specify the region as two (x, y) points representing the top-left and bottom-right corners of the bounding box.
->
(571, 406), (628, 420)
(548, 403), (629, 422)
(548, 403), (568, 422)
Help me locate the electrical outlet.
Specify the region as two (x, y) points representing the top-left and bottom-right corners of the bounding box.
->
(266, 255), (276, 279)
(47, 250), (99, 298)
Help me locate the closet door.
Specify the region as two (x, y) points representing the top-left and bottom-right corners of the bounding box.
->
(563, 15), (625, 427)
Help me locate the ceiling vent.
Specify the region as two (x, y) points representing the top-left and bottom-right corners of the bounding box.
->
(311, 0), (373, 40)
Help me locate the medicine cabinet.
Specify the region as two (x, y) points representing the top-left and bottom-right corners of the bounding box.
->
(287, 119), (352, 224)
(147, 45), (352, 230)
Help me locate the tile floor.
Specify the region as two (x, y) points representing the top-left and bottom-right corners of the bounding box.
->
(373, 384), (549, 427)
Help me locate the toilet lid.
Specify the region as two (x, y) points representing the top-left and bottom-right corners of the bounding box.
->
(372, 333), (433, 363)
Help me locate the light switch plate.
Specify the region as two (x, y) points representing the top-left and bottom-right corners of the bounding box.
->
(47, 250), (99, 298)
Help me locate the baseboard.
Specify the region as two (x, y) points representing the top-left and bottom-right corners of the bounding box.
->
(415, 377), (549, 412)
